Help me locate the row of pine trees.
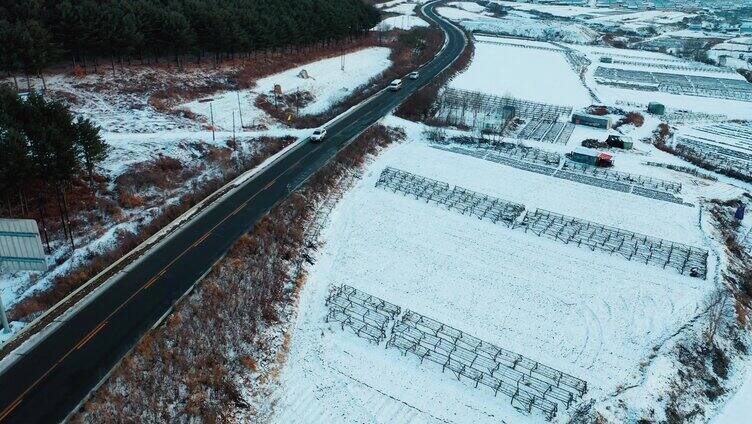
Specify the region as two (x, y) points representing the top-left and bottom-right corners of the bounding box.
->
(0, 0), (381, 88)
(0, 88), (107, 249)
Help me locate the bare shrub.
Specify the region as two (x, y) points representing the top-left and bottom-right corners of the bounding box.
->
(614, 112), (644, 129)
(711, 344), (729, 379)
(588, 105), (609, 116)
(5, 137), (294, 332)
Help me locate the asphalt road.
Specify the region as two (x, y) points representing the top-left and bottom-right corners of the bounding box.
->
(0, 2), (466, 423)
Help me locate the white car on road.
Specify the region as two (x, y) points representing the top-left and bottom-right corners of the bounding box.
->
(311, 127), (327, 141)
(389, 79), (403, 91)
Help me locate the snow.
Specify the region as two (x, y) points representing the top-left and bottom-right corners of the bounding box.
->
(376, 15), (429, 30)
(712, 368), (752, 423)
(592, 10), (692, 26)
(1, 46), (393, 344)
(437, 7), (598, 44)
(676, 122), (752, 155)
(384, 3), (417, 14)
(552, 43), (752, 119)
(435, 6), (489, 21)
(270, 116), (716, 423)
(447, 1), (486, 13)
(33, 74), (199, 134)
(374, 1), (429, 30)
(590, 80), (752, 120)
(456, 8), (598, 44)
(100, 128), (307, 177)
(451, 39), (591, 107)
(495, 1), (606, 18)
(375, 0), (431, 9)
(182, 47), (392, 131)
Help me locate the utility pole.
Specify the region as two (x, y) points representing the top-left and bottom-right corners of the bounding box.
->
(209, 102), (216, 142)
(236, 91), (244, 128)
(0, 261), (9, 334)
(232, 111), (236, 142)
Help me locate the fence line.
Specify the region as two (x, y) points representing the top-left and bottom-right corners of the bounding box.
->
(374, 167), (704, 277)
(518, 209), (708, 278)
(432, 143), (685, 204)
(375, 167), (526, 226)
(325, 284), (589, 421)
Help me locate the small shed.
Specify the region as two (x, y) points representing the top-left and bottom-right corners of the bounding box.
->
(597, 152), (614, 167)
(648, 102), (665, 115)
(606, 135), (633, 150)
(570, 147), (600, 166)
(572, 112), (612, 130)
(735, 204), (746, 221)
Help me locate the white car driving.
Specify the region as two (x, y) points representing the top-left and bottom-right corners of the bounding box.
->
(311, 127), (327, 141)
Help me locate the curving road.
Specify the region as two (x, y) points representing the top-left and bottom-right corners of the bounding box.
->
(0, 2), (466, 423)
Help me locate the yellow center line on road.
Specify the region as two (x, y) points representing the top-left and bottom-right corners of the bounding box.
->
(0, 399), (23, 422)
(73, 322), (108, 351)
(0, 138), (331, 423)
(0, 79), (400, 421)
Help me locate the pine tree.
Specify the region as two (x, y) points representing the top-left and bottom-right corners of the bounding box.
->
(73, 117), (107, 189)
(0, 0), (382, 71)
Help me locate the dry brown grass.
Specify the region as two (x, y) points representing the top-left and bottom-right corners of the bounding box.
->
(74, 125), (405, 423)
(7, 137), (294, 326)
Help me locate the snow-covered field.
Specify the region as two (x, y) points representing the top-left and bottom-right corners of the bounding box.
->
(563, 43), (752, 119)
(447, 1), (486, 13)
(377, 14), (429, 30)
(589, 10), (692, 32)
(451, 37), (591, 107)
(375, 1), (429, 30)
(268, 21), (752, 421)
(712, 368), (752, 424)
(271, 116), (722, 423)
(182, 47), (392, 131)
(495, 1), (606, 18)
(675, 122), (752, 156)
(437, 6), (597, 44)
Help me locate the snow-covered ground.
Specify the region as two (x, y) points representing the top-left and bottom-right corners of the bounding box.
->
(562, 43), (752, 119)
(675, 122), (752, 155)
(373, 1), (429, 30)
(182, 47), (392, 131)
(376, 14), (429, 30)
(270, 115), (725, 423)
(267, 21), (752, 420)
(437, 6), (597, 44)
(1, 46), (393, 345)
(589, 10), (692, 32)
(712, 366), (752, 424)
(447, 1), (486, 13)
(451, 37), (591, 107)
(495, 1), (606, 18)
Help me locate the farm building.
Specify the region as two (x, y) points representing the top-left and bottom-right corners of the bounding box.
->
(606, 135), (633, 150)
(572, 112), (612, 129)
(569, 147), (614, 167)
(648, 102), (665, 115)
(570, 147), (599, 166)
